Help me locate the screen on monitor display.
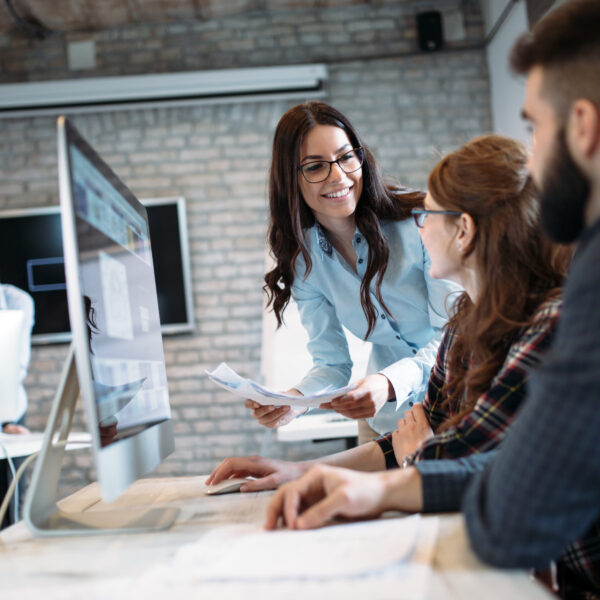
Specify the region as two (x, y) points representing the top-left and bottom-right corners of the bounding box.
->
(23, 117), (179, 534)
(0, 197), (194, 344)
(60, 117), (175, 503)
(68, 140), (172, 436)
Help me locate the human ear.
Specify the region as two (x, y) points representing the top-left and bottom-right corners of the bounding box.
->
(567, 99), (600, 159)
(456, 213), (475, 254)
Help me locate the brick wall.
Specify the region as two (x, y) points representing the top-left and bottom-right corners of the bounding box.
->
(0, 1), (492, 497)
(0, 2), (483, 82)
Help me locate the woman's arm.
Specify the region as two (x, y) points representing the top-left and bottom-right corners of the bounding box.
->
(244, 273), (352, 428)
(373, 330), (451, 468)
(291, 275), (353, 396)
(206, 440), (387, 491)
(378, 238), (460, 409)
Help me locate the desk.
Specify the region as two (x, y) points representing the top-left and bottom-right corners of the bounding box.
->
(0, 476), (553, 600)
(0, 431), (92, 529)
(277, 412), (358, 448)
(0, 431), (91, 459)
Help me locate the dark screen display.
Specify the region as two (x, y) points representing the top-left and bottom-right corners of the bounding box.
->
(0, 201), (191, 341)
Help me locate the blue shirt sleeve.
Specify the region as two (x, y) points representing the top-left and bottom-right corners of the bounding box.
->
(291, 274), (353, 396)
(416, 452), (495, 513)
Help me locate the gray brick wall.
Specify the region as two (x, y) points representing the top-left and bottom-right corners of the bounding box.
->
(0, 1), (483, 82)
(0, 1), (492, 498)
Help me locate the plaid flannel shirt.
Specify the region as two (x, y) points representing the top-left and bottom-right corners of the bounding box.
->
(375, 295), (561, 469)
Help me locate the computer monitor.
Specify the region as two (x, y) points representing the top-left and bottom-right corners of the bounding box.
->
(0, 197), (195, 344)
(24, 116), (179, 536)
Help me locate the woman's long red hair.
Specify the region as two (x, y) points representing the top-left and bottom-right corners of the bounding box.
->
(428, 135), (572, 425)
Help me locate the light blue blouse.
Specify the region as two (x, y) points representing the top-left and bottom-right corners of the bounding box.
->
(291, 218), (460, 434)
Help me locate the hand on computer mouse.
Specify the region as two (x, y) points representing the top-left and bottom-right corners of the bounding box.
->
(206, 455), (308, 492)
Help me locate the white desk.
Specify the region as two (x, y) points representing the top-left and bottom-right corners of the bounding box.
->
(277, 412), (358, 446)
(0, 431), (91, 459)
(0, 476), (554, 600)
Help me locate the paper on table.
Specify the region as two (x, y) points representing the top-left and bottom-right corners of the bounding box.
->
(127, 515), (439, 600)
(177, 515), (421, 578)
(206, 362), (356, 408)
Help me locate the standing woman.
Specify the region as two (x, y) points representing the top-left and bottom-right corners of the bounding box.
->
(248, 101), (458, 440)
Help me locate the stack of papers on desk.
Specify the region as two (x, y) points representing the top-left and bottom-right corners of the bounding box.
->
(206, 362), (356, 408)
(129, 514), (439, 600)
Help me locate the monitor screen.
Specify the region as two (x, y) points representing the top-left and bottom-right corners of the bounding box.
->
(59, 116), (175, 501)
(0, 197), (194, 344)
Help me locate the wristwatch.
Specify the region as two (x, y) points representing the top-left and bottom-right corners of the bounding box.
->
(401, 454), (415, 469)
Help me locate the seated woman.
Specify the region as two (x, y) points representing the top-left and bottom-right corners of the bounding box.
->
(206, 134), (571, 493)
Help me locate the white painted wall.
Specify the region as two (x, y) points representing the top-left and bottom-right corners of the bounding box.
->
(481, 0), (530, 143)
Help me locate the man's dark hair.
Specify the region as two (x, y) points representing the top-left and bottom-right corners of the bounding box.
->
(510, 0), (600, 118)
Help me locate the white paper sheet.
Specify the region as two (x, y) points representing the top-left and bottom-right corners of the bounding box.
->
(206, 362), (356, 407)
(127, 515), (439, 600)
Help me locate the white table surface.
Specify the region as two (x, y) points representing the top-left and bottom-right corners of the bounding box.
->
(0, 475), (555, 600)
(0, 431), (92, 459)
(277, 412), (358, 442)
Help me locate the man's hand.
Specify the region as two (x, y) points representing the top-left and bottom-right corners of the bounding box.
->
(264, 465), (391, 530)
(319, 374), (392, 419)
(245, 388), (306, 428)
(391, 403), (434, 464)
(205, 455), (309, 492)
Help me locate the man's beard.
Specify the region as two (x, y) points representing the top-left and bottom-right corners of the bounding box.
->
(539, 129), (590, 243)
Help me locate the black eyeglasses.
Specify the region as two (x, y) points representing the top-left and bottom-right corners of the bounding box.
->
(411, 208), (462, 228)
(299, 147), (364, 183)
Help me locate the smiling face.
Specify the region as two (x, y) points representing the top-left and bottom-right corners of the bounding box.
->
(418, 193), (463, 281)
(298, 124), (363, 229)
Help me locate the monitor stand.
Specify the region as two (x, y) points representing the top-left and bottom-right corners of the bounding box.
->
(24, 344), (180, 536)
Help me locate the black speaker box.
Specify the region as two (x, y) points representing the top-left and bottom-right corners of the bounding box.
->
(417, 11), (443, 52)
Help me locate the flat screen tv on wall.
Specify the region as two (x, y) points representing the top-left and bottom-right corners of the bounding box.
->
(0, 197), (194, 344)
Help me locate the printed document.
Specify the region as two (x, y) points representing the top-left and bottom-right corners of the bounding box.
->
(206, 362), (356, 407)
(128, 514), (439, 600)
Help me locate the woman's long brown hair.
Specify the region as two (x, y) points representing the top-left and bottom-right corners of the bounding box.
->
(264, 101), (422, 338)
(428, 135), (572, 425)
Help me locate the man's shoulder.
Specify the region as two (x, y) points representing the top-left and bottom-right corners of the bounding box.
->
(564, 225), (600, 303)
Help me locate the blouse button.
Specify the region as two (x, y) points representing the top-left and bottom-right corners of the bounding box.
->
(358, 258), (364, 264)
(355, 236), (361, 243)
(381, 314), (386, 319)
(412, 349), (417, 354)
(396, 335), (401, 340)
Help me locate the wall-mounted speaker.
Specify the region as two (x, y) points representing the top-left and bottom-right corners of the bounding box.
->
(417, 11), (444, 52)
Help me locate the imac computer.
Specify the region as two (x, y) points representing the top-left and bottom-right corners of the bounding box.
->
(24, 116), (179, 535)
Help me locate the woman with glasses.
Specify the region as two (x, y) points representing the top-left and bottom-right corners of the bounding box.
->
(207, 134), (570, 493)
(248, 101), (458, 441)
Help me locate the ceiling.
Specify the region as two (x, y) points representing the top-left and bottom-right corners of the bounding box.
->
(0, 0), (427, 37)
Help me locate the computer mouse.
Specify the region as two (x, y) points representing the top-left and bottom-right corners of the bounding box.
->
(205, 477), (250, 495)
